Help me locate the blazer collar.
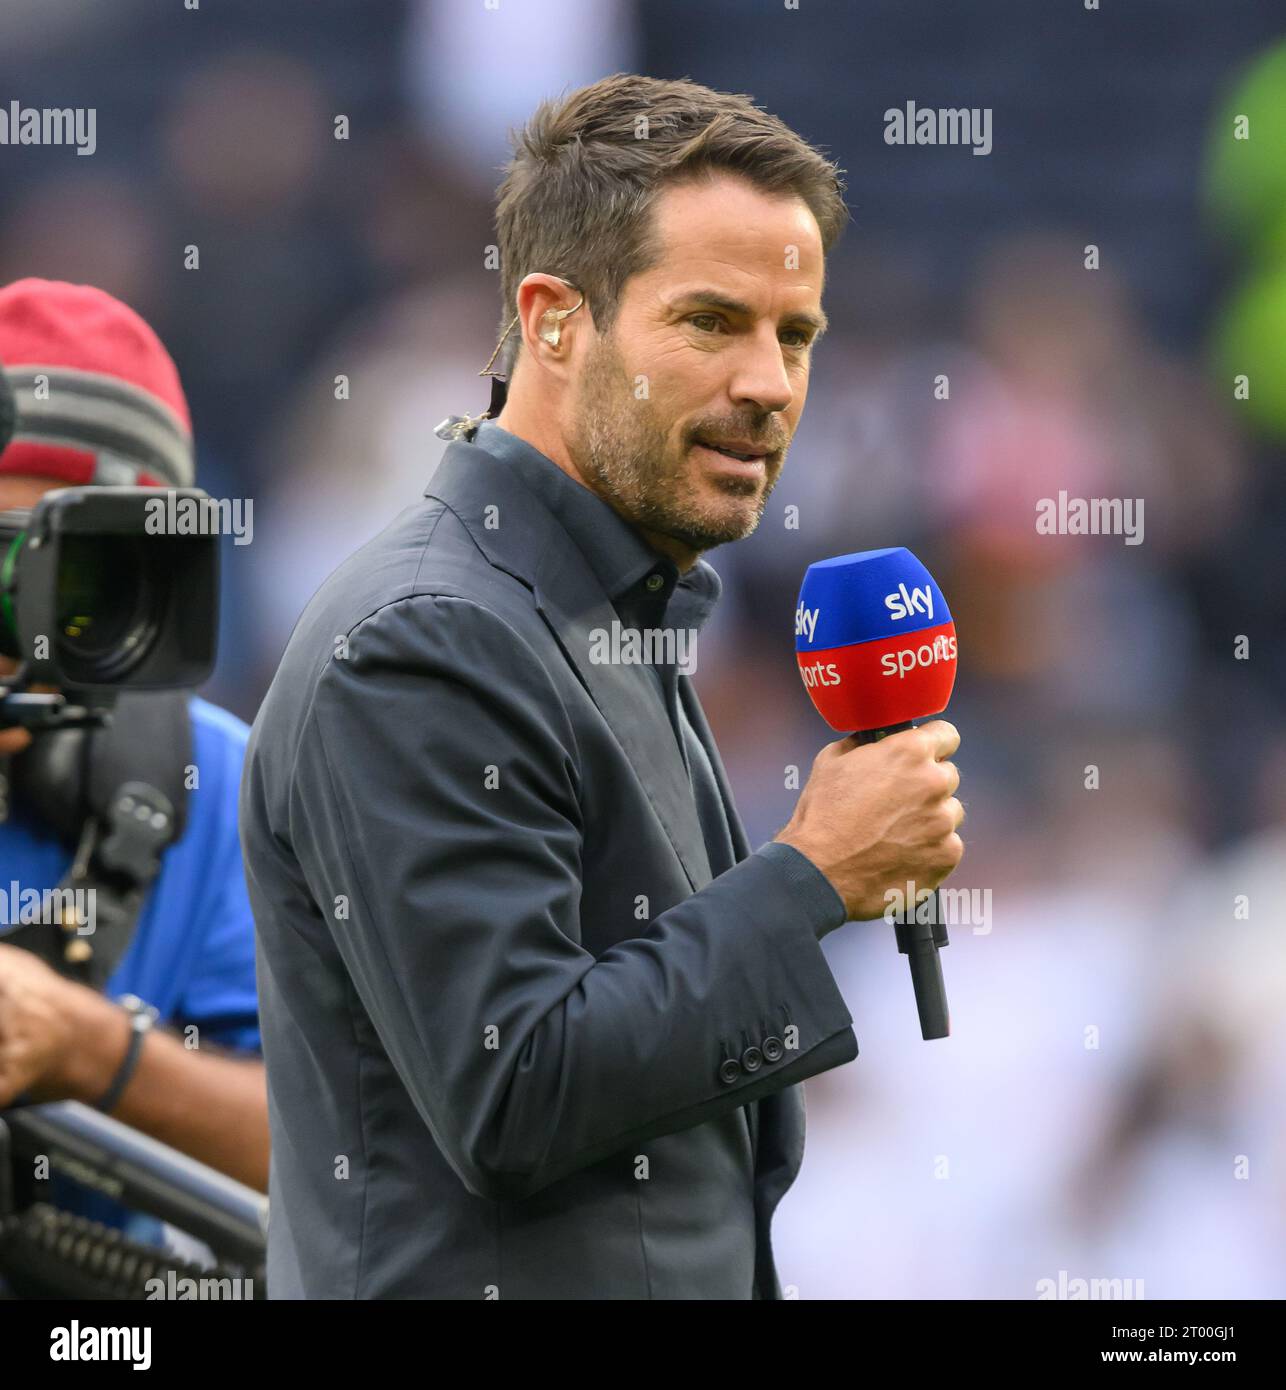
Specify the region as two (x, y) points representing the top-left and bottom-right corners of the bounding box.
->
(425, 439), (714, 892)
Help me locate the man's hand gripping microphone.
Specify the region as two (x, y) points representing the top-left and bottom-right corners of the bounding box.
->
(792, 547), (960, 1041)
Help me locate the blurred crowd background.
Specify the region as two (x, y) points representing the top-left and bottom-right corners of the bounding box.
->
(2, 0), (1283, 1298)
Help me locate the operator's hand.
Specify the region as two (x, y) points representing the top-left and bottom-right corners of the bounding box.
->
(0, 942), (113, 1106)
(0, 725), (32, 757)
(0, 660), (57, 754)
(0, 682), (60, 756)
(774, 720), (965, 922)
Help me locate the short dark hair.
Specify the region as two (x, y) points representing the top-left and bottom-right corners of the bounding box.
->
(493, 73), (848, 376)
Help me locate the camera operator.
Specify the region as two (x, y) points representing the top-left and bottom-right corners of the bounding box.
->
(0, 279), (267, 1195)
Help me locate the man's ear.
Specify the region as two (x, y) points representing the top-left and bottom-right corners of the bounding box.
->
(515, 275), (584, 368)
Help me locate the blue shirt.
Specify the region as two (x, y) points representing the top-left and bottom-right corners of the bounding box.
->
(0, 695), (260, 1259)
(1, 696), (261, 1053)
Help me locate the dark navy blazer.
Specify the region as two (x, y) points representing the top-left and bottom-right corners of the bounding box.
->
(240, 432), (858, 1299)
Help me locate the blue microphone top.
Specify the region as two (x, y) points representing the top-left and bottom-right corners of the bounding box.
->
(795, 546), (953, 651)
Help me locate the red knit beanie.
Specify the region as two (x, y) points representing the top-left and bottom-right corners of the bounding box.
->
(0, 279), (194, 488)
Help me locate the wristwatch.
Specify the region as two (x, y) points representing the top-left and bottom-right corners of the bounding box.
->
(94, 993), (160, 1114)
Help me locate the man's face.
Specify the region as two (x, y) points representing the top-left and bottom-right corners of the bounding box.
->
(562, 172), (827, 561)
(0, 474), (62, 511)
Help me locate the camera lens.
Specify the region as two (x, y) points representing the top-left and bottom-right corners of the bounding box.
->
(55, 535), (158, 682)
(0, 531), (23, 658)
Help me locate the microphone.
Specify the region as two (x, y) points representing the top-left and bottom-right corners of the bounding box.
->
(0, 362), (15, 455)
(794, 547), (958, 1040)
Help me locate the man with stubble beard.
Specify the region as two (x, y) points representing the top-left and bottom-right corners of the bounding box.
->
(241, 73), (964, 1300)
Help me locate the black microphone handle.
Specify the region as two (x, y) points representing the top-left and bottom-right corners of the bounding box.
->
(853, 720), (951, 1041)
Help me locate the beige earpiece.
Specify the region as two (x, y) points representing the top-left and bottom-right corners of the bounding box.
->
(539, 290), (584, 348)
(479, 275), (584, 379)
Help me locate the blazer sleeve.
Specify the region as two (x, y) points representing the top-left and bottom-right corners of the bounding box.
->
(295, 593), (856, 1201)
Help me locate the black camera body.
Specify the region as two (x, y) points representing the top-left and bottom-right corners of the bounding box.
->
(0, 485), (219, 730)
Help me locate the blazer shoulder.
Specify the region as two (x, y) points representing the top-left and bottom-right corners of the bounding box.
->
(248, 484), (569, 793)
(288, 498), (538, 659)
